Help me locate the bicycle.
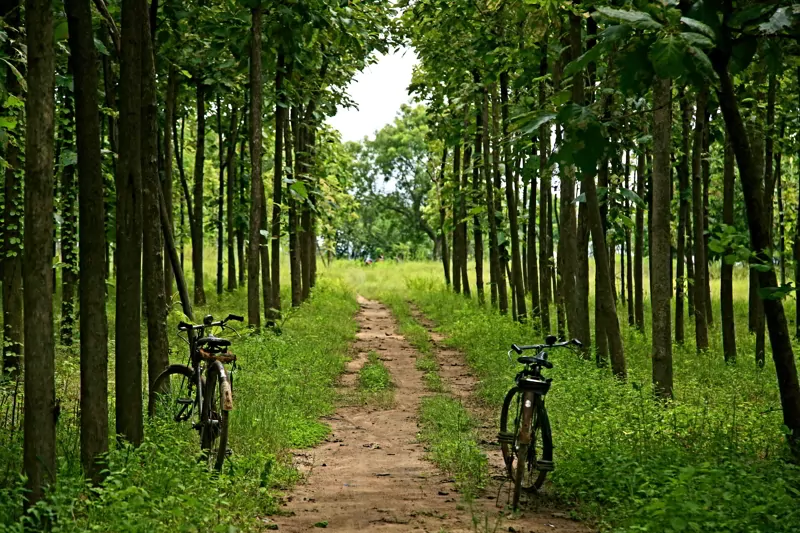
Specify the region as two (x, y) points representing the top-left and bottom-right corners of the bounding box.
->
(498, 334), (581, 509)
(150, 313), (243, 471)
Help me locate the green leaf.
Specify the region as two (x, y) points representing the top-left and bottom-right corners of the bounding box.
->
(565, 44), (605, 77)
(94, 37), (110, 56)
(54, 20), (69, 42)
(518, 112), (556, 136)
(759, 7), (792, 34)
(649, 36), (687, 79)
(0, 116), (17, 131)
(618, 187), (646, 208)
(729, 3), (776, 27)
(680, 17), (715, 38)
(707, 240), (725, 254)
(290, 181), (309, 199)
(758, 284), (795, 301)
(596, 7), (663, 30)
(680, 32), (713, 49)
(730, 39), (757, 74)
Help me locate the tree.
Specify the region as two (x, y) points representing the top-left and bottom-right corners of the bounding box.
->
(23, 0), (56, 505)
(248, 5), (263, 328)
(192, 80), (207, 306)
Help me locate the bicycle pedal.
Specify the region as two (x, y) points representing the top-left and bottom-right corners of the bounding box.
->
(536, 460), (554, 472)
(497, 431), (516, 444)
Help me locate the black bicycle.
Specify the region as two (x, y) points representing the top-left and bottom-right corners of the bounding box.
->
(498, 334), (581, 509)
(150, 313), (243, 471)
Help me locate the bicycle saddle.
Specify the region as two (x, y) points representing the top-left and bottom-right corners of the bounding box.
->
(518, 356), (553, 368)
(197, 336), (231, 348)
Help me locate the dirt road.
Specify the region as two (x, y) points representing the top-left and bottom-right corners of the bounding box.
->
(275, 297), (589, 532)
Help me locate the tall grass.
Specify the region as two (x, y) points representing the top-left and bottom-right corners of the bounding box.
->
(329, 259), (800, 532)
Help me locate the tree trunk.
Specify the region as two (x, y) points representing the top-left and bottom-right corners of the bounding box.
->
(23, 0), (57, 504)
(651, 76), (673, 398)
(460, 142), (471, 296)
(141, 11), (169, 416)
(538, 61), (551, 333)
(501, 72), (527, 322)
(60, 95), (78, 346)
(270, 54), (286, 321)
(247, 7), (263, 327)
(216, 97), (225, 296)
(226, 108), (240, 292)
(692, 90), (710, 351)
(624, 150), (634, 326)
(675, 89), (690, 343)
(595, 163), (609, 366)
(163, 66), (177, 298)
(713, 50), (800, 452)
(173, 117), (194, 232)
(192, 81), (206, 305)
(237, 102), (247, 287)
(288, 108), (302, 307)
(66, 0), (109, 481)
(795, 68), (800, 340)
(472, 105), (485, 304)
(437, 146), (451, 287)
(721, 133), (737, 363)
(702, 118), (713, 325)
(115, 0), (144, 447)
(634, 147), (645, 331)
(777, 134), (785, 286)
(158, 187), (192, 319)
(452, 142), (462, 294)
(1, 0), (22, 374)
(482, 86), (502, 310)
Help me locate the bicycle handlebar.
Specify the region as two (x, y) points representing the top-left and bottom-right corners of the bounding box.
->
(511, 338), (582, 355)
(178, 314), (243, 332)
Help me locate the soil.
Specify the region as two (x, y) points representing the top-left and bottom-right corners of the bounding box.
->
(273, 297), (591, 533)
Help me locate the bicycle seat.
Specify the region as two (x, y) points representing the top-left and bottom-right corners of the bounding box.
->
(518, 356), (553, 369)
(197, 336), (231, 348)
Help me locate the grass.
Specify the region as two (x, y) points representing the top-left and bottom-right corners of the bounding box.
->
(0, 272), (360, 532)
(329, 259), (800, 533)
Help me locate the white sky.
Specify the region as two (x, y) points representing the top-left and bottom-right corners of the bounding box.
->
(328, 47), (418, 143)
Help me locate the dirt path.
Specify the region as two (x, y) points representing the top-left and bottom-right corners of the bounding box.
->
(275, 297), (590, 532)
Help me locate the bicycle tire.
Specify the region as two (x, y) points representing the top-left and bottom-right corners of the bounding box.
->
(500, 388), (553, 507)
(150, 364), (196, 420)
(201, 361), (230, 471)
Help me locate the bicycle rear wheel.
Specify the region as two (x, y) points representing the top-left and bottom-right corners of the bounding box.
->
(201, 361), (230, 471)
(150, 365), (196, 421)
(499, 387), (553, 506)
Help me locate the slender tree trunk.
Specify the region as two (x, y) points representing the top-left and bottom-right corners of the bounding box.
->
(270, 54), (286, 320)
(692, 90), (709, 352)
(23, 0), (57, 504)
(651, 76), (673, 398)
(538, 48), (551, 333)
(460, 142), (471, 296)
(163, 66), (177, 297)
(158, 187), (192, 318)
(713, 49), (800, 452)
(675, 89), (690, 343)
(482, 86), (501, 310)
(721, 133), (737, 363)
(702, 119), (713, 325)
(795, 68), (800, 340)
(777, 136), (785, 286)
(141, 11), (169, 415)
(437, 146), (451, 287)
(500, 72), (527, 321)
(174, 117), (194, 232)
(624, 150), (634, 326)
(66, 0), (108, 481)
(472, 105), (485, 304)
(60, 95), (78, 346)
(216, 97), (225, 296)
(287, 108), (302, 307)
(237, 104), (247, 287)
(634, 148), (645, 331)
(192, 82), (207, 305)
(247, 7), (263, 328)
(1, 0), (22, 374)
(115, 0), (144, 446)
(595, 163), (609, 366)
(452, 142), (462, 294)
(226, 108), (240, 291)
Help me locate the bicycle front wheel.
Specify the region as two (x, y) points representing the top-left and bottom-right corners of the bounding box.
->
(150, 364), (197, 421)
(499, 387), (553, 504)
(201, 361), (230, 471)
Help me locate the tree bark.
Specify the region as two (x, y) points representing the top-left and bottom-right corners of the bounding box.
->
(634, 147), (645, 331)
(24, 0), (57, 504)
(675, 89), (690, 344)
(270, 53), (286, 320)
(453, 142), (462, 294)
(472, 103), (485, 304)
(721, 133), (736, 363)
(158, 187), (192, 319)
(501, 71), (527, 322)
(482, 86), (502, 310)
(437, 146), (451, 287)
(459, 143), (471, 295)
(66, 0), (109, 481)
(288, 107), (302, 307)
(115, 0), (144, 446)
(248, 7), (263, 327)
(216, 97), (225, 296)
(226, 108), (240, 292)
(538, 47), (551, 333)
(713, 49), (800, 451)
(651, 76), (673, 398)
(163, 66), (177, 298)
(141, 9), (169, 416)
(192, 81), (207, 305)
(624, 150), (634, 326)
(692, 90), (710, 351)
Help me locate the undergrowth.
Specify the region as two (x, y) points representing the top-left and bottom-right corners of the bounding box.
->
(0, 277), (359, 532)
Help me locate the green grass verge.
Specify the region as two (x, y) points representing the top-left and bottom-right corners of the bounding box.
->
(0, 277), (359, 532)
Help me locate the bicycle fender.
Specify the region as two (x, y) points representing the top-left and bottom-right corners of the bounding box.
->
(213, 361), (234, 411)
